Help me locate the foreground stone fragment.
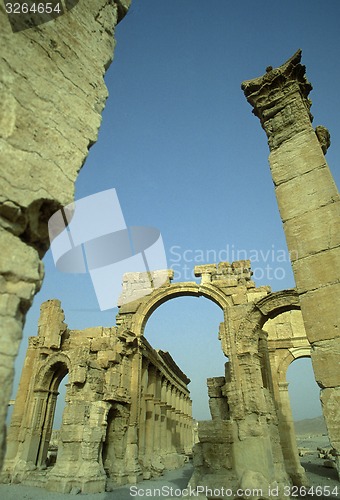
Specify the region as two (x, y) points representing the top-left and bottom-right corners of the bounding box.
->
(0, 0), (130, 469)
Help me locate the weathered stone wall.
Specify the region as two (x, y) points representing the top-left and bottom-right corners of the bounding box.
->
(242, 50), (340, 476)
(4, 263), (336, 496)
(0, 0), (131, 468)
(116, 263), (297, 498)
(2, 299), (192, 493)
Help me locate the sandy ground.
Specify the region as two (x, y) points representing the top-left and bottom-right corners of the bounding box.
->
(0, 463), (193, 500)
(0, 435), (339, 499)
(295, 434), (339, 499)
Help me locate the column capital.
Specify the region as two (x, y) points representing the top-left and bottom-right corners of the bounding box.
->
(278, 382), (289, 391)
(242, 50), (314, 150)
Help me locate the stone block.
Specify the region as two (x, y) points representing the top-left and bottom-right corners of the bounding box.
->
(71, 365), (87, 385)
(320, 387), (340, 450)
(275, 166), (339, 223)
(299, 283), (340, 342)
(232, 293), (247, 305)
(311, 339), (340, 388)
(269, 129), (327, 186)
(197, 420), (233, 444)
(284, 202), (340, 261)
(292, 246), (340, 294)
(247, 290), (268, 303)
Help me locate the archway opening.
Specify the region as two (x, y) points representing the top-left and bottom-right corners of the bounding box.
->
(286, 357), (337, 480)
(47, 372), (69, 468)
(287, 357), (323, 422)
(36, 361), (69, 469)
(144, 296), (226, 422)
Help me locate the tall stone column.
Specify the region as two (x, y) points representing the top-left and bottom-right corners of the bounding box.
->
(153, 372), (161, 457)
(159, 378), (168, 456)
(184, 396), (193, 453)
(165, 382), (173, 454)
(171, 387), (179, 452)
(3, 337), (39, 464)
(139, 361), (149, 458)
(36, 390), (58, 467)
(242, 50), (340, 474)
(144, 365), (156, 464)
(278, 383), (308, 486)
(144, 396), (155, 463)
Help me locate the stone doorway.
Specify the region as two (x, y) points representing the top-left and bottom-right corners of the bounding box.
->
(47, 373), (69, 468)
(102, 403), (129, 487)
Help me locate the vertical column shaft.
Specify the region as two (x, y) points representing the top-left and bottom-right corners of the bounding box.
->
(242, 50), (340, 472)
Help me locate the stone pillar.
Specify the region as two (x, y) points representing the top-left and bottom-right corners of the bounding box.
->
(278, 382), (308, 486)
(184, 396), (192, 453)
(171, 387), (179, 452)
(48, 399), (107, 494)
(36, 390), (58, 467)
(144, 365), (156, 463)
(178, 393), (184, 453)
(165, 382), (173, 454)
(159, 378), (168, 455)
(3, 337), (39, 464)
(153, 372), (161, 456)
(242, 50), (340, 474)
(20, 390), (49, 465)
(139, 361), (149, 458)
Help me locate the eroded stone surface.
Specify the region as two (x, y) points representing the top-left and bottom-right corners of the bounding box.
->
(242, 50), (340, 478)
(4, 262), (338, 495)
(2, 299), (192, 493)
(0, 0), (131, 469)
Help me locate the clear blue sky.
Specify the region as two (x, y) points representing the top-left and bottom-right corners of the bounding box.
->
(12, 0), (340, 424)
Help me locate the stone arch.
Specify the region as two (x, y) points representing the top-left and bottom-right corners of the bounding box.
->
(27, 353), (71, 468)
(128, 282), (232, 337)
(278, 346), (312, 385)
(35, 352), (71, 392)
(236, 289), (301, 348)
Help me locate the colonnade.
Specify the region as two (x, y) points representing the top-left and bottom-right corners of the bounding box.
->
(139, 359), (193, 470)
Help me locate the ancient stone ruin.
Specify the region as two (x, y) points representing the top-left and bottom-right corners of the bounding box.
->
(2, 293), (193, 493)
(1, 1), (339, 495)
(2, 261), (323, 496)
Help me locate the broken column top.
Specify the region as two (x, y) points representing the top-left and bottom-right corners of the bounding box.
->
(241, 50), (314, 150)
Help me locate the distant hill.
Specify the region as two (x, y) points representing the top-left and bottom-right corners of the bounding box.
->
(294, 415), (327, 436)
